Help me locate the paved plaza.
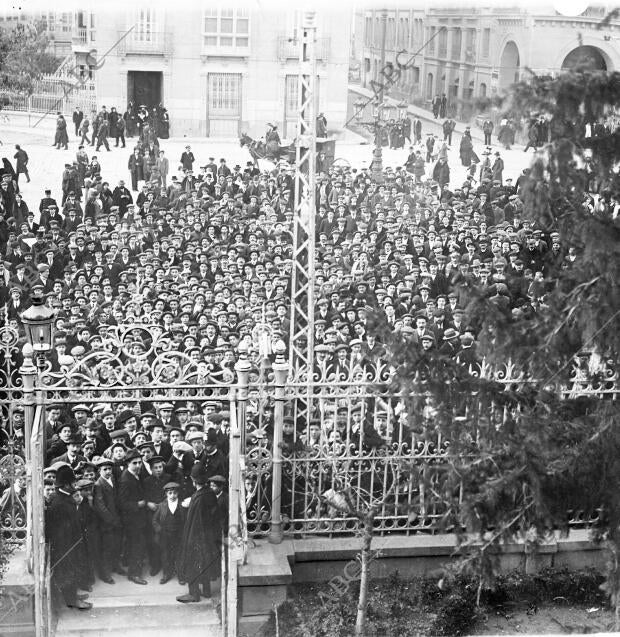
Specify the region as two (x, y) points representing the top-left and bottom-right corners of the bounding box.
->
(1, 116), (532, 222)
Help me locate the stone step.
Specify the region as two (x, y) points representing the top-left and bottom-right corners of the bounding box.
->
(54, 573), (222, 637)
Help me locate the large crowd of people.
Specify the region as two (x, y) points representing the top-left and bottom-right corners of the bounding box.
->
(0, 102), (587, 611)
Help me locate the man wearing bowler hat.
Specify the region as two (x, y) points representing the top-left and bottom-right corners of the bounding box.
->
(47, 465), (93, 609)
(177, 464), (221, 602)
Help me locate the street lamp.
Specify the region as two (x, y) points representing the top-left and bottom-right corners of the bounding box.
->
(20, 294), (55, 367)
(19, 293), (54, 637)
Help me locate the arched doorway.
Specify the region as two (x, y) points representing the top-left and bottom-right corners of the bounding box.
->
(562, 46), (608, 71)
(499, 41), (520, 92)
(479, 82), (487, 98)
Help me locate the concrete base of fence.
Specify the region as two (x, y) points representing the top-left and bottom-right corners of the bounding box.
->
(238, 530), (607, 635)
(3, 109), (58, 135)
(0, 548), (35, 636)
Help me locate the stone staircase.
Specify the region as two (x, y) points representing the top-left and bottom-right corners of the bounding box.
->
(54, 574), (222, 637)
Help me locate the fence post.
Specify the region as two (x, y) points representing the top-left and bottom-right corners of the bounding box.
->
(234, 342), (251, 462)
(269, 341), (289, 544)
(225, 383), (239, 637)
(19, 344), (36, 569)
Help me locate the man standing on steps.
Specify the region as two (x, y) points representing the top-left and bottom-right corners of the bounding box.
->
(93, 456), (125, 584)
(119, 448), (148, 585)
(176, 464), (221, 603)
(46, 465), (93, 610)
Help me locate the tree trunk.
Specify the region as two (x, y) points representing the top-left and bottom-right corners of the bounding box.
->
(355, 513), (374, 637)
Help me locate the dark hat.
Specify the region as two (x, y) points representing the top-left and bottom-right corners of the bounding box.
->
(205, 428), (218, 448)
(125, 448), (141, 463)
(55, 465), (76, 487)
(190, 463), (209, 485)
(208, 475), (227, 484)
(163, 482), (180, 491)
(116, 409), (136, 425)
(147, 455), (165, 466)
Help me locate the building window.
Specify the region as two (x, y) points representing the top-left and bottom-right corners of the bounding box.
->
(135, 9), (156, 42)
(452, 28), (462, 60)
(438, 27), (448, 58)
(365, 17), (371, 47)
(479, 82), (487, 97)
(284, 74), (320, 117)
(208, 73), (241, 113)
(465, 28), (476, 62)
(285, 75), (298, 119)
(203, 8), (249, 48)
(482, 28), (490, 58)
(426, 72), (434, 100)
(428, 27), (435, 54)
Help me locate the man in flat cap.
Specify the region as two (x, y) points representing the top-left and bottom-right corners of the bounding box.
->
(152, 481), (186, 585)
(93, 457), (124, 584)
(118, 449), (148, 585)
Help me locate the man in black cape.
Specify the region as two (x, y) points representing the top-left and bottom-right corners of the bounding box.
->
(46, 465), (92, 610)
(176, 464), (221, 603)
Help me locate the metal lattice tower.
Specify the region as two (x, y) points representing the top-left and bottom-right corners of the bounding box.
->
(288, 10), (317, 412)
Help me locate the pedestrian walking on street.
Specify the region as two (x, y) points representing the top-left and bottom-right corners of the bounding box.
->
(492, 151), (505, 185)
(439, 93), (447, 119)
(483, 118), (494, 146)
(426, 134), (436, 163)
(128, 148), (144, 192)
(413, 116), (422, 142)
(72, 107), (84, 137)
(54, 113), (69, 150)
(156, 150), (169, 189)
(96, 119), (111, 152)
(442, 117), (456, 145)
(79, 116), (91, 145)
(13, 145), (30, 183)
(115, 116), (126, 148)
(180, 146), (195, 172)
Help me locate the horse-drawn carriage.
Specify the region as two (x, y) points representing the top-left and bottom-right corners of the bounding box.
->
(240, 133), (338, 169)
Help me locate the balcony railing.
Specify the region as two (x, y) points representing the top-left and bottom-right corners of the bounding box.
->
(117, 31), (173, 56)
(277, 36), (330, 62)
(72, 27), (88, 44)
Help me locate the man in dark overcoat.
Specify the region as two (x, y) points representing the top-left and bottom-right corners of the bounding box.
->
(118, 448), (148, 584)
(176, 464), (221, 602)
(93, 457), (124, 583)
(46, 465), (92, 609)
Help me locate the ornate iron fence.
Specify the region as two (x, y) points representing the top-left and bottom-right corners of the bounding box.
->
(242, 355), (619, 538)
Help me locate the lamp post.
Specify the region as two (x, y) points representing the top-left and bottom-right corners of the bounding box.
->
(21, 294), (55, 368)
(20, 293), (54, 637)
(269, 340), (289, 544)
(354, 99), (388, 185)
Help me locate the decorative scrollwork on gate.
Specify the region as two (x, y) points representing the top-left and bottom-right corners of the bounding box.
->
(39, 324), (235, 398)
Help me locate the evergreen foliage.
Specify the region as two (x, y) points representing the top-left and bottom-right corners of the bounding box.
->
(0, 22), (60, 95)
(381, 69), (620, 613)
